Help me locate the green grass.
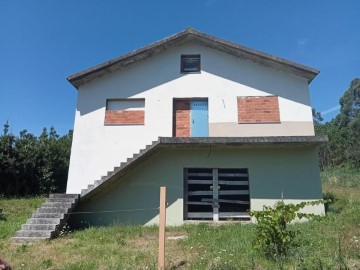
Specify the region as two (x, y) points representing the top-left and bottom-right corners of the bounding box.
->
(0, 167), (359, 269)
(0, 196), (45, 240)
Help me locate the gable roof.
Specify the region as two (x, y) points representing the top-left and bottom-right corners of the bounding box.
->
(68, 28), (319, 89)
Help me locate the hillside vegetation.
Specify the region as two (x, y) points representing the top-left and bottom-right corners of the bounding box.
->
(0, 167), (359, 269)
(0, 124), (72, 196)
(315, 78), (360, 169)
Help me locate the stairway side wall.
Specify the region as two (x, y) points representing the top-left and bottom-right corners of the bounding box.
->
(68, 147), (324, 227)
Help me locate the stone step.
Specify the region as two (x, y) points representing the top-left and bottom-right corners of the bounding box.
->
(42, 202), (74, 208)
(21, 224), (57, 230)
(15, 230), (53, 238)
(12, 193), (80, 244)
(46, 197), (77, 203)
(32, 213), (64, 219)
(11, 236), (49, 244)
(26, 218), (61, 224)
(37, 207), (70, 213)
(49, 194), (79, 199)
(94, 180), (102, 187)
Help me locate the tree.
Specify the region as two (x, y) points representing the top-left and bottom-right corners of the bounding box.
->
(0, 122), (17, 194)
(315, 78), (360, 168)
(333, 78), (360, 166)
(0, 123), (72, 196)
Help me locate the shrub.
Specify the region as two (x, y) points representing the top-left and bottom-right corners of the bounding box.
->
(249, 200), (324, 261)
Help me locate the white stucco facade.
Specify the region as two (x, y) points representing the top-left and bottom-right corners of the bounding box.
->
(67, 43), (316, 194)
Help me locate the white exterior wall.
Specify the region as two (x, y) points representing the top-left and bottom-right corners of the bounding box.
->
(67, 43), (315, 194)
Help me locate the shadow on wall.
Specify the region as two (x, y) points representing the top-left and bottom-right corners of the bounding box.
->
(67, 146), (322, 228)
(67, 182), (175, 228)
(67, 150), (184, 228)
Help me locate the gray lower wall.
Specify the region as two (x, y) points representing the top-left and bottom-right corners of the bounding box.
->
(68, 146), (323, 227)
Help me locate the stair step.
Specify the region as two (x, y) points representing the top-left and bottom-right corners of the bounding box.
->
(26, 218), (61, 224)
(46, 197), (77, 203)
(42, 202), (74, 208)
(32, 213), (64, 218)
(107, 171), (116, 177)
(87, 184), (94, 189)
(11, 236), (49, 244)
(21, 224), (57, 230)
(15, 230), (54, 238)
(49, 194), (79, 199)
(12, 193), (79, 244)
(37, 207), (70, 213)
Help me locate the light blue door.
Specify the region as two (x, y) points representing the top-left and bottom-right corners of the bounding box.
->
(191, 100), (209, 137)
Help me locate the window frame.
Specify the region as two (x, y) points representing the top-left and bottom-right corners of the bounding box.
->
(180, 54), (201, 73)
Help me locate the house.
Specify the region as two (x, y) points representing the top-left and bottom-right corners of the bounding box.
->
(12, 28), (327, 242)
(63, 28), (327, 227)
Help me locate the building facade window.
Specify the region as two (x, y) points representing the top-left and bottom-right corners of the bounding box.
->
(104, 99), (145, 125)
(237, 96), (280, 123)
(184, 168), (250, 221)
(181, 54), (201, 73)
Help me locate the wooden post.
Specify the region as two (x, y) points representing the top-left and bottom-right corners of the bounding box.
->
(158, 186), (166, 270)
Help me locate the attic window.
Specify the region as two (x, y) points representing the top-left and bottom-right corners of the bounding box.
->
(181, 54), (201, 73)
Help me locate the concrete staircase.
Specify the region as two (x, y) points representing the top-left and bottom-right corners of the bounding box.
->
(11, 141), (161, 244)
(11, 194), (79, 244)
(80, 139), (161, 198)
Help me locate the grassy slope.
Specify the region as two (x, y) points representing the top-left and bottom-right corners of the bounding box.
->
(0, 168), (359, 269)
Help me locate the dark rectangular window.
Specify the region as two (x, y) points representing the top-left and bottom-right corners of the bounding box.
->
(181, 54), (200, 73)
(184, 168), (250, 221)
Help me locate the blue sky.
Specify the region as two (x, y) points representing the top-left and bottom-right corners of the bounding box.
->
(1, 0), (359, 135)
